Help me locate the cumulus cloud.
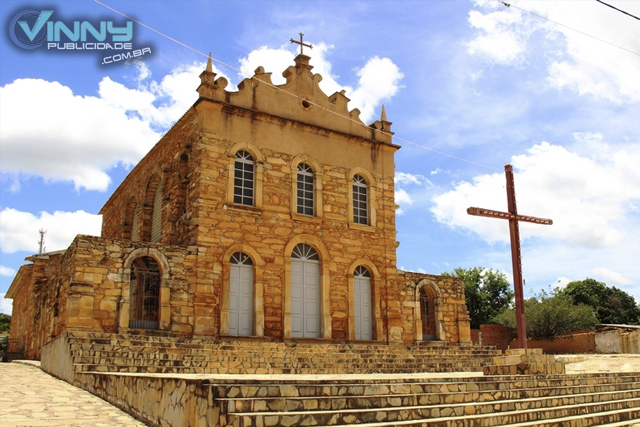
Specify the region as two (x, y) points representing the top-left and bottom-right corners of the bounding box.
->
(394, 172), (435, 215)
(432, 138), (640, 248)
(467, 1), (640, 103)
(0, 266), (16, 277)
(0, 208), (102, 254)
(0, 61), (211, 191)
(586, 267), (633, 286)
(238, 43), (403, 123)
(0, 294), (12, 315)
(466, 7), (529, 65)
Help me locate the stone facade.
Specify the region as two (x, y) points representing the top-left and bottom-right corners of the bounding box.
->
(7, 53), (471, 359)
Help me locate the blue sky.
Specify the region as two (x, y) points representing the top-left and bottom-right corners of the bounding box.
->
(1, 0), (639, 315)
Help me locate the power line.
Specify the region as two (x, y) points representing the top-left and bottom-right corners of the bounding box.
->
(499, 1), (640, 58)
(596, 0), (640, 21)
(94, 0), (501, 171)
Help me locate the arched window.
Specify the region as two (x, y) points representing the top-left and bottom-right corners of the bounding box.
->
(291, 243), (320, 338)
(228, 252), (254, 336)
(353, 174), (368, 225)
(131, 206), (140, 241)
(123, 197), (137, 240)
(353, 266), (373, 340)
(297, 163), (314, 216)
(129, 256), (160, 330)
(151, 185), (163, 243)
(234, 150), (255, 206)
(420, 286), (437, 340)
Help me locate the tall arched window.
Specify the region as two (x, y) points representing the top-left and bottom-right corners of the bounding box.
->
(129, 256), (160, 330)
(420, 286), (437, 340)
(229, 252), (254, 336)
(291, 243), (321, 338)
(354, 266), (373, 340)
(353, 174), (368, 225)
(297, 163), (314, 216)
(234, 150), (255, 206)
(123, 197), (137, 240)
(151, 185), (163, 243)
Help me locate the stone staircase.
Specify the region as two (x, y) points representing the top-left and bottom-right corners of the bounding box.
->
(66, 331), (500, 375)
(47, 331), (640, 426)
(213, 374), (640, 426)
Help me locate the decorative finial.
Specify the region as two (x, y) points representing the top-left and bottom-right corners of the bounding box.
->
(381, 105), (387, 122)
(206, 52), (213, 72)
(290, 33), (313, 55)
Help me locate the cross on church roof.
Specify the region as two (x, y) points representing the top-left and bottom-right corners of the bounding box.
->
(290, 33), (313, 55)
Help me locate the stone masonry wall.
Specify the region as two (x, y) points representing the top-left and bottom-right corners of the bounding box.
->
(401, 271), (472, 345)
(100, 108), (200, 247)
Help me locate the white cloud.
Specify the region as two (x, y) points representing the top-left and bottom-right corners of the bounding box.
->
(394, 172), (434, 215)
(0, 294), (12, 315)
(0, 61), (210, 191)
(432, 139), (640, 248)
(0, 266), (16, 277)
(466, 8), (529, 65)
(467, 1), (640, 103)
(0, 208), (102, 254)
(238, 44), (403, 123)
(586, 267), (633, 286)
(430, 138), (640, 301)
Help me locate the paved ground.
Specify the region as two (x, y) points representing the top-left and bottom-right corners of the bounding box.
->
(1, 355), (640, 427)
(0, 361), (147, 427)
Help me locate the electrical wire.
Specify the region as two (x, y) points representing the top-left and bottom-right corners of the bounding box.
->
(499, 1), (640, 58)
(93, 0), (503, 171)
(595, 0), (640, 21)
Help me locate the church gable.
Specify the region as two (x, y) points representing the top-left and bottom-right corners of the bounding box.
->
(197, 54), (394, 144)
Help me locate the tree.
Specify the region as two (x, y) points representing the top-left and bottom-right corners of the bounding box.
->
(561, 278), (640, 325)
(493, 288), (598, 339)
(442, 267), (514, 329)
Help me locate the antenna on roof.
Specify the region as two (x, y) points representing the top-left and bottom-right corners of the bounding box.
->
(38, 228), (47, 254)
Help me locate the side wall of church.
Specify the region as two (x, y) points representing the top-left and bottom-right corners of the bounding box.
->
(10, 235), (202, 359)
(100, 109), (200, 247)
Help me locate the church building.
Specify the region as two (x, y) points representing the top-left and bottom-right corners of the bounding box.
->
(6, 52), (471, 360)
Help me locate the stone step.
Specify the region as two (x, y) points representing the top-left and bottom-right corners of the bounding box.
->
(211, 375), (640, 398)
(73, 363), (483, 374)
(224, 396), (640, 427)
(72, 352), (484, 371)
(300, 406), (640, 427)
(217, 384), (640, 413)
(67, 340), (499, 356)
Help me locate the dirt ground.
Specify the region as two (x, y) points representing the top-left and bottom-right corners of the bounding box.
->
(556, 354), (640, 373)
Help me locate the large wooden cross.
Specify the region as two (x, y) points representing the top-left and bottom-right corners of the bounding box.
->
(467, 164), (553, 349)
(290, 33), (313, 55)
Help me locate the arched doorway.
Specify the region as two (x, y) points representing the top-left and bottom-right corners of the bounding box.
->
(290, 243), (320, 338)
(228, 252), (254, 336)
(129, 256), (160, 330)
(419, 286), (437, 341)
(354, 266), (373, 340)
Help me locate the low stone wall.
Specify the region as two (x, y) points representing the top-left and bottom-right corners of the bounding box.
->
(41, 332), (75, 383)
(512, 329), (640, 354)
(75, 372), (217, 427)
(471, 324), (512, 351)
(511, 333), (596, 354)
